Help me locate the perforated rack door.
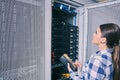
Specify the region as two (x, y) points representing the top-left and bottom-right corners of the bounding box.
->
(0, 0), (51, 80)
(84, 1), (120, 60)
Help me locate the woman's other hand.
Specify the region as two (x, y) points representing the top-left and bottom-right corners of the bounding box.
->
(67, 63), (72, 72)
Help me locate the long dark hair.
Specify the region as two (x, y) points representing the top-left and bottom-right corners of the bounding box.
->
(100, 23), (120, 80)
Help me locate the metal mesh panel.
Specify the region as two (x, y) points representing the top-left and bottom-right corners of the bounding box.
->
(0, 0), (45, 80)
(86, 2), (120, 60)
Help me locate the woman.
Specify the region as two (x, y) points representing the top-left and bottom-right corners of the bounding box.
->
(67, 23), (120, 80)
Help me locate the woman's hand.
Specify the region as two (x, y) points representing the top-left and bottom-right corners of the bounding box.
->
(67, 61), (82, 72)
(73, 60), (81, 68)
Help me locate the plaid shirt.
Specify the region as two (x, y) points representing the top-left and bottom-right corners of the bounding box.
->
(69, 48), (113, 80)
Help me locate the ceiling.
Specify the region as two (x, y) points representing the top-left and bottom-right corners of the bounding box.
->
(74, 0), (117, 5)
(54, 0), (117, 7)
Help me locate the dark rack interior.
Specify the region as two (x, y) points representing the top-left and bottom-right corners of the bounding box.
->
(51, 2), (79, 80)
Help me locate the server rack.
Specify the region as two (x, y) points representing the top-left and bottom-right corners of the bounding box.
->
(51, 2), (79, 80)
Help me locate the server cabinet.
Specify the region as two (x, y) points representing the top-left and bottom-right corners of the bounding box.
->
(51, 2), (79, 80)
(51, 0), (120, 80)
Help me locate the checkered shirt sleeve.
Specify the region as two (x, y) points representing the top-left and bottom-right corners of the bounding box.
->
(69, 50), (113, 80)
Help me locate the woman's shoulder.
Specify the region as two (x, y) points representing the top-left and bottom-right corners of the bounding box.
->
(93, 53), (112, 67)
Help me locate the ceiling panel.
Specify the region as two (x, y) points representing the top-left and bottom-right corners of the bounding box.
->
(72, 0), (117, 5)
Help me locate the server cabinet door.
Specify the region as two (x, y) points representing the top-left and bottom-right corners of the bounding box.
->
(78, 1), (120, 61)
(0, 0), (51, 80)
